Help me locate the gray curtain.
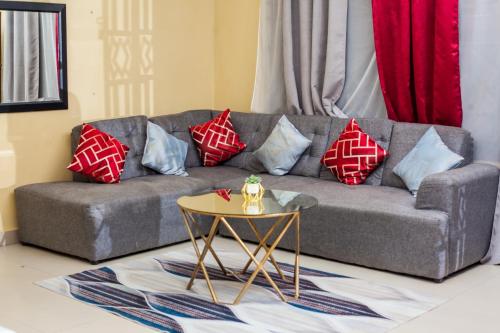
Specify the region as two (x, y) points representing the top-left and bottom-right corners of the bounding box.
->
(482, 184), (500, 264)
(458, 0), (500, 264)
(335, 1), (386, 118)
(253, 0), (500, 265)
(459, 1), (500, 164)
(252, 0), (386, 119)
(1, 11), (59, 103)
(252, 0), (348, 117)
(251, 0), (287, 114)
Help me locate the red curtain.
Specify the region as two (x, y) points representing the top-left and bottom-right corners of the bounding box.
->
(372, 0), (463, 127)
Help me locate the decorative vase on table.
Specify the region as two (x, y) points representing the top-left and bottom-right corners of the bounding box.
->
(242, 199), (264, 215)
(241, 175), (265, 202)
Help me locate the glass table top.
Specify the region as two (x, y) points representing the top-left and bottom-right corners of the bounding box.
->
(177, 190), (318, 217)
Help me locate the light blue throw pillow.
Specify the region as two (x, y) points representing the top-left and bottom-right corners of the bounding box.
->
(393, 126), (464, 195)
(253, 115), (312, 176)
(142, 122), (189, 176)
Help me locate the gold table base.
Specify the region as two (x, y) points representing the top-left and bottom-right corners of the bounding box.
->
(179, 208), (300, 305)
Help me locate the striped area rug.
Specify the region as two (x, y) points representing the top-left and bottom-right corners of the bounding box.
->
(37, 250), (444, 333)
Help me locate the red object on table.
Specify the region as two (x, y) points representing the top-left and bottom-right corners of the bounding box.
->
(214, 188), (232, 202)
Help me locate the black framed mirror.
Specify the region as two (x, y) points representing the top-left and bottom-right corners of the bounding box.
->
(0, 1), (67, 113)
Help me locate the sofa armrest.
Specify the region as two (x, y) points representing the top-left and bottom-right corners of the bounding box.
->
(416, 163), (499, 213)
(416, 163), (499, 273)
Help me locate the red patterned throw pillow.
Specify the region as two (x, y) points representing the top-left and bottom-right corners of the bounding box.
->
(189, 109), (246, 166)
(214, 188), (232, 202)
(67, 124), (129, 184)
(321, 119), (388, 185)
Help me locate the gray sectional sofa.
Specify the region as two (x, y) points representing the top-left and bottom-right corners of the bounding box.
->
(15, 110), (499, 281)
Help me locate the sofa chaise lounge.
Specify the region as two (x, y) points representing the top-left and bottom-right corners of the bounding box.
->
(15, 110), (499, 281)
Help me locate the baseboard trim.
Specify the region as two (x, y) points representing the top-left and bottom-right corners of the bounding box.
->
(0, 230), (19, 246)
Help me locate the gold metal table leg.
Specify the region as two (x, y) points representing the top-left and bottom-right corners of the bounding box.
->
(242, 217), (287, 281)
(180, 207), (301, 305)
(221, 214), (297, 305)
(179, 208), (219, 304)
(240, 215), (285, 275)
(185, 212), (227, 275)
(294, 213), (300, 299)
(186, 215), (222, 290)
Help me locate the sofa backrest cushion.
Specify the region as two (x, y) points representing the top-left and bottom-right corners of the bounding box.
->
(319, 118), (394, 185)
(215, 111), (333, 178)
(381, 122), (473, 189)
(71, 115), (152, 182)
(149, 110), (212, 168)
(285, 114), (333, 177)
(214, 111), (277, 172)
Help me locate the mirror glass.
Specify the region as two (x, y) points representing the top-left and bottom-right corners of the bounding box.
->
(0, 2), (67, 113)
(1, 10), (63, 103)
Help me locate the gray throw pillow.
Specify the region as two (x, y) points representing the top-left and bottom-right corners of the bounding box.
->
(142, 121), (189, 176)
(393, 126), (464, 195)
(253, 115), (312, 176)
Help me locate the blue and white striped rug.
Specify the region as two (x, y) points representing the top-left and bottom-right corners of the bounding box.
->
(37, 250), (444, 333)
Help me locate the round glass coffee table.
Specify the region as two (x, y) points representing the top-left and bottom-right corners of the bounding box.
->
(177, 190), (318, 305)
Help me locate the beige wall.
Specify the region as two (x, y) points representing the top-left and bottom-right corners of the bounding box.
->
(214, 0), (259, 112)
(0, 0), (260, 233)
(0, 0), (218, 232)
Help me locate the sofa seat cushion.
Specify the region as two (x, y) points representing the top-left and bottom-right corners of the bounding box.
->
(215, 173), (327, 192)
(219, 176), (449, 279)
(294, 182), (449, 278)
(19, 176), (209, 206)
(286, 181), (446, 221)
(221, 173), (443, 221)
(186, 166), (252, 187)
(15, 176), (213, 262)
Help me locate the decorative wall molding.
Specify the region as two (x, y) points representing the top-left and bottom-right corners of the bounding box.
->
(0, 230), (18, 246)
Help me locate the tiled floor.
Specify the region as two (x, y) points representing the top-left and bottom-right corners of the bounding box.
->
(0, 237), (499, 333)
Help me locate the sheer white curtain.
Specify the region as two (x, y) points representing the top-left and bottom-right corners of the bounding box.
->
(252, 0), (386, 118)
(459, 0), (500, 264)
(1, 11), (59, 103)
